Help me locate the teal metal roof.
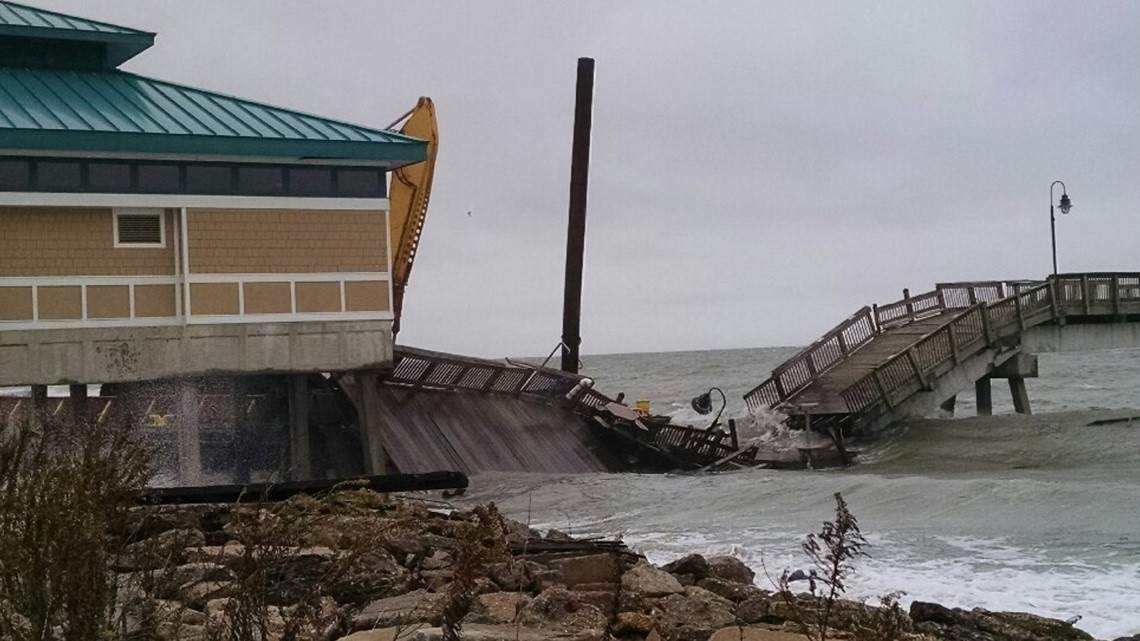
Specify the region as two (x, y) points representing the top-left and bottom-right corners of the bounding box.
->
(0, 1), (154, 68)
(0, 67), (427, 165)
(0, 1), (145, 35)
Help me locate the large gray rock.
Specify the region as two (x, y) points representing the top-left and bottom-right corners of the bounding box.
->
(180, 580), (237, 608)
(662, 553), (711, 580)
(735, 594), (772, 624)
(621, 560), (685, 597)
(706, 555), (756, 585)
(910, 602), (1094, 641)
(352, 589), (445, 630)
(116, 528), (205, 571)
(708, 628), (809, 641)
(155, 562), (235, 599)
(697, 576), (765, 603)
(551, 553), (619, 586)
(648, 586), (737, 641)
(326, 548), (409, 604)
(183, 542), (246, 565)
(487, 560), (551, 592)
(466, 591), (531, 624)
(517, 587), (608, 631)
(356, 623), (596, 641)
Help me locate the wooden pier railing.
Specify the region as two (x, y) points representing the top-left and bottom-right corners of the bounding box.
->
(744, 307), (877, 411)
(841, 273), (1140, 417)
(744, 280), (1041, 412)
(387, 346), (583, 401)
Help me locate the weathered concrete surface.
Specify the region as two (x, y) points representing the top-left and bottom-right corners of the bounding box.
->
(0, 320), (393, 385)
(1022, 321), (1140, 353)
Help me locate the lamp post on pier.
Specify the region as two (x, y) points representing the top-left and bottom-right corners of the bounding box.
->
(1050, 180), (1072, 277)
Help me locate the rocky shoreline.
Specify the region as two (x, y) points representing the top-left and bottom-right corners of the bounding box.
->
(101, 490), (1123, 641)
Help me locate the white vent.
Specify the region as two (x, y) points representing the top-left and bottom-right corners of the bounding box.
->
(114, 209), (165, 248)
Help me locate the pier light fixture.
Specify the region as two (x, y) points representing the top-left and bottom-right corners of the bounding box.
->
(1050, 180), (1073, 277)
(691, 386), (727, 431)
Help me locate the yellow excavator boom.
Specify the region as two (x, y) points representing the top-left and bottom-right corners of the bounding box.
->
(387, 96), (438, 336)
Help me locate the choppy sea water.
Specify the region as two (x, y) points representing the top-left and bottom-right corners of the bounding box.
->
(459, 347), (1140, 639)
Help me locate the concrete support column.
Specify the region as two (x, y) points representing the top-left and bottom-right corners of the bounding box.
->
(68, 384), (87, 427)
(224, 379), (250, 484)
(357, 371), (387, 475)
(975, 378), (992, 416)
(939, 395), (956, 416)
(288, 375), (311, 481)
(177, 381), (202, 485)
(1009, 379), (1032, 415)
(29, 384), (47, 430)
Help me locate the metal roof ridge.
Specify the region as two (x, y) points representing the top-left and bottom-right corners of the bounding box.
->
(0, 0), (154, 36)
(111, 69), (425, 145)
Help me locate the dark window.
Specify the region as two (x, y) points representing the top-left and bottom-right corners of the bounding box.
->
(187, 165), (233, 193)
(288, 167), (333, 196)
(36, 161), (82, 191)
(88, 163), (132, 191)
(336, 169), (381, 197)
(0, 160), (30, 190)
(238, 166), (284, 195)
(137, 164), (181, 193)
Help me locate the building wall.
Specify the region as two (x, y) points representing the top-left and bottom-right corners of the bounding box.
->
(187, 209), (386, 273)
(0, 205), (392, 329)
(0, 206), (175, 277)
(184, 208), (391, 318)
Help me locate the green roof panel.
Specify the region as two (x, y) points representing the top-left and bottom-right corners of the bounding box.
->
(0, 1), (155, 68)
(0, 67), (427, 165)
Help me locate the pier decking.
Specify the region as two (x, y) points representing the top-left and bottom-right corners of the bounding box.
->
(746, 273), (1140, 434)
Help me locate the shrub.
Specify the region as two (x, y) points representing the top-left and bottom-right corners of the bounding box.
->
(0, 414), (154, 641)
(776, 491), (868, 641)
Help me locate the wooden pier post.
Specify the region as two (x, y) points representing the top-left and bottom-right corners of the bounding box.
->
(177, 381), (202, 485)
(560, 57), (595, 375)
(974, 378), (992, 416)
(288, 374), (312, 480)
(1009, 379), (1032, 415)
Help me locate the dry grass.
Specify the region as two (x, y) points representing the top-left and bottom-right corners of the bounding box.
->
(0, 415), (154, 641)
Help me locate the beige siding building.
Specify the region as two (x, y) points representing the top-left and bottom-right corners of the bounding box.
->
(0, 7), (427, 388)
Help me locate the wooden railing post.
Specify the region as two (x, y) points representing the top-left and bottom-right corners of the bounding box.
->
(905, 350), (929, 390)
(872, 371), (893, 409)
(980, 304), (993, 345)
(1112, 274), (1121, 315)
(1047, 278), (1059, 322)
(1081, 275), (1091, 315)
(949, 323), (960, 363)
(967, 287), (977, 305)
(904, 288), (915, 321)
(1014, 294), (1025, 333)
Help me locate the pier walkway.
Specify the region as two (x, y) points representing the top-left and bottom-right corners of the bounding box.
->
(745, 273), (1140, 434)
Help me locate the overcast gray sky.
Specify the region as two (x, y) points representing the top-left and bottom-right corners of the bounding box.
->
(41, 1), (1140, 357)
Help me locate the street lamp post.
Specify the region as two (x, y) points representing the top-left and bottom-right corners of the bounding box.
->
(1050, 180), (1073, 277)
